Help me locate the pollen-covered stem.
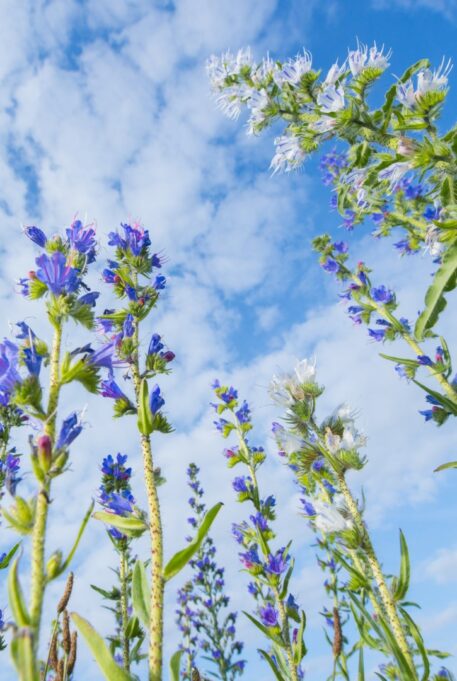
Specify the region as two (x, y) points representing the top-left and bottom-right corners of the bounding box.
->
(132, 349), (164, 681)
(30, 321), (63, 648)
(119, 547), (130, 672)
(335, 471), (416, 674)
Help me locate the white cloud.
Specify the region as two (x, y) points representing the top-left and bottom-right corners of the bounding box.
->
(372, 0), (457, 20)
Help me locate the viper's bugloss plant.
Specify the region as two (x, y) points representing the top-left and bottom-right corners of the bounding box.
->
(71, 222), (222, 681)
(176, 463), (245, 680)
(207, 44), (457, 432)
(212, 382), (306, 681)
(0, 220), (98, 675)
(270, 358), (452, 680)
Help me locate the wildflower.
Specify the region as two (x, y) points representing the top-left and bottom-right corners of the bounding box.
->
(148, 333), (164, 356)
(397, 59), (452, 109)
(259, 603), (279, 627)
(56, 412), (83, 450)
(35, 252), (80, 296)
(266, 548), (289, 575)
(232, 476), (250, 493)
(274, 51), (313, 86)
(348, 41), (391, 77)
(0, 340), (22, 403)
(206, 48), (253, 90)
(313, 499), (350, 534)
(66, 220), (97, 262)
(270, 134), (306, 174)
(78, 291), (99, 307)
(317, 85), (345, 112)
(323, 61), (347, 86)
(239, 546), (261, 570)
(101, 454), (132, 482)
(108, 222), (151, 256)
(86, 340), (119, 371)
(100, 377), (129, 401)
(371, 285), (394, 304)
(0, 453), (22, 496)
(24, 226), (47, 247)
(149, 384), (165, 414)
(417, 355), (433, 366)
(322, 257), (339, 273)
(378, 161), (412, 191)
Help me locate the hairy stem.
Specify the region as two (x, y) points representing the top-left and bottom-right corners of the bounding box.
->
(274, 585), (299, 681)
(30, 321), (62, 649)
(132, 344), (164, 681)
(336, 471), (416, 676)
(120, 547), (130, 673)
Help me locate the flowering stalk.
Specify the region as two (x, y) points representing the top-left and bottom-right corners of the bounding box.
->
(270, 358), (452, 678)
(213, 382), (306, 681)
(176, 463), (245, 680)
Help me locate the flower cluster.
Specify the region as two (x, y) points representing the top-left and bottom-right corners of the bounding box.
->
(176, 463), (245, 679)
(98, 453), (136, 542)
(212, 382), (306, 681)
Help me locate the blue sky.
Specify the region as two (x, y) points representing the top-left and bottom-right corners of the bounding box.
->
(0, 0), (456, 678)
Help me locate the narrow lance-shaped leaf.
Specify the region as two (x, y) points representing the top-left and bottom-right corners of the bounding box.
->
(53, 501), (94, 579)
(93, 511), (148, 537)
(10, 630), (39, 681)
(415, 244), (457, 340)
(258, 649), (287, 681)
(8, 556), (30, 626)
(163, 502), (223, 581)
(132, 560), (150, 626)
(434, 460), (457, 473)
(137, 378), (153, 435)
(243, 612), (283, 646)
(399, 607), (430, 681)
(0, 542), (20, 569)
(71, 612), (134, 681)
(169, 650), (184, 681)
(393, 530), (410, 601)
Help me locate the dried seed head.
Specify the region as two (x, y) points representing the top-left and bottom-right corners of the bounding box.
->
(62, 610), (71, 655)
(67, 631), (78, 674)
(332, 606), (342, 658)
(56, 658), (65, 681)
(57, 572), (74, 614)
(48, 629), (59, 671)
(191, 668), (202, 681)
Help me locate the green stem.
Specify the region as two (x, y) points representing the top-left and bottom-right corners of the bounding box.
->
(30, 321), (62, 649)
(335, 472), (416, 676)
(120, 547), (130, 673)
(132, 341), (164, 681)
(274, 585), (299, 681)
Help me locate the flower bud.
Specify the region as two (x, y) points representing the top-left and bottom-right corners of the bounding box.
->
(46, 550), (63, 580)
(37, 434), (53, 473)
(28, 270), (37, 279)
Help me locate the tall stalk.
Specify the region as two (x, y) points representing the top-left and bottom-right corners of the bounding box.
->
(132, 323), (164, 681)
(30, 320), (63, 647)
(119, 547), (130, 673)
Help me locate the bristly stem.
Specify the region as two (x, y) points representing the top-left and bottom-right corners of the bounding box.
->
(30, 320), (63, 650)
(120, 547), (131, 673)
(132, 323), (164, 681)
(335, 471), (416, 676)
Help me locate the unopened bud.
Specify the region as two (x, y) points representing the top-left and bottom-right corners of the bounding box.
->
(28, 270), (37, 279)
(37, 434), (53, 472)
(161, 351), (175, 363)
(47, 550), (63, 580)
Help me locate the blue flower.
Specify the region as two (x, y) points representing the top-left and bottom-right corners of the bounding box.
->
(343, 209), (356, 230)
(232, 476), (249, 493)
(371, 212), (385, 225)
(78, 291), (99, 307)
(86, 340), (118, 370)
(123, 314), (134, 338)
(148, 333), (164, 355)
(235, 400), (250, 424)
(101, 490), (134, 516)
(371, 285), (394, 303)
(153, 275), (166, 290)
(66, 220), (97, 262)
(417, 355), (433, 366)
(0, 453), (22, 496)
(24, 226), (47, 247)
(250, 512), (269, 532)
(23, 345), (43, 376)
(322, 258), (339, 273)
(108, 223), (151, 256)
(419, 409), (434, 421)
(333, 241), (348, 254)
(36, 252), (80, 295)
(368, 328), (386, 342)
(0, 340), (22, 402)
(423, 204), (441, 221)
(266, 548), (289, 575)
(56, 412), (83, 450)
(259, 603), (278, 627)
(239, 547), (261, 569)
(149, 384), (165, 414)
(301, 499), (316, 516)
(394, 239), (416, 255)
(101, 453), (131, 481)
(100, 377), (128, 400)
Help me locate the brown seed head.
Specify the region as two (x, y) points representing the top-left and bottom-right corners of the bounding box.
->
(57, 572), (74, 614)
(332, 606), (342, 658)
(62, 610), (71, 655)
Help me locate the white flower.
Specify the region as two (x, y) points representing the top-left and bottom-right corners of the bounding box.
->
(424, 225), (444, 257)
(273, 426), (304, 455)
(309, 117), (337, 134)
(323, 61), (347, 86)
(317, 84), (345, 113)
(206, 48), (253, 90)
(331, 403), (355, 423)
(325, 429), (341, 454)
(294, 358), (317, 385)
(348, 41), (391, 77)
(252, 55), (277, 84)
(269, 374), (295, 406)
(341, 423), (367, 450)
(273, 50), (312, 86)
(246, 88), (270, 135)
(270, 134), (306, 173)
(341, 167), (367, 191)
(397, 59), (452, 110)
(378, 161), (412, 191)
(314, 499), (351, 534)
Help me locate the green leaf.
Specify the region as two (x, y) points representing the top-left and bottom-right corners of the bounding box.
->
(60, 353), (99, 393)
(69, 301), (95, 329)
(393, 530), (410, 601)
(258, 649), (286, 681)
(10, 630), (39, 681)
(132, 560), (150, 626)
(51, 502), (94, 579)
(90, 584), (120, 600)
(379, 353), (419, 368)
(163, 502), (223, 581)
(0, 542), (20, 569)
(434, 460), (457, 472)
(412, 378), (457, 415)
(93, 511), (148, 537)
(137, 379), (153, 435)
(399, 607), (430, 681)
(243, 611), (282, 645)
(169, 650), (184, 681)
(8, 556), (30, 626)
(71, 612), (134, 681)
(415, 244), (457, 340)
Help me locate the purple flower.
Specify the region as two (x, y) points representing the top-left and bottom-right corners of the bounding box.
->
(394, 239), (416, 255)
(322, 258), (339, 273)
(123, 314), (134, 338)
(151, 253), (163, 268)
(239, 547), (261, 570)
(333, 241), (348, 254)
(66, 220), (97, 262)
(343, 209), (356, 230)
(23, 345), (43, 376)
(267, 548), (289, 575)
(259, 603), (278, 627)
(371, 285), (394, 303)
(153, 275), (166, 291)
(232, 476), (249, 493)
(0, 340), (21, 402)
(108, 223), (151, 256)
(417, 355), (433, 366)
(101, 490), (134, 516)
(100, 377), (128, 400)
(301, 499), (316, 516)
(250, 512), (269, 532)
(36, 252), (80, 295)
(148, 333), (164, 355)
(235, 400), (250, 424)
(149, 384), (165, 414)
(86, 340), (118, 370)
(78, 291), (99, 307)
(56, 412), (82, 450)
(371, 212), (385, 225)
(0, 453), (22, 496)
(220, 386), (238, 403)
(24, 226), (47, 247)
(419, 409), (434, 421)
